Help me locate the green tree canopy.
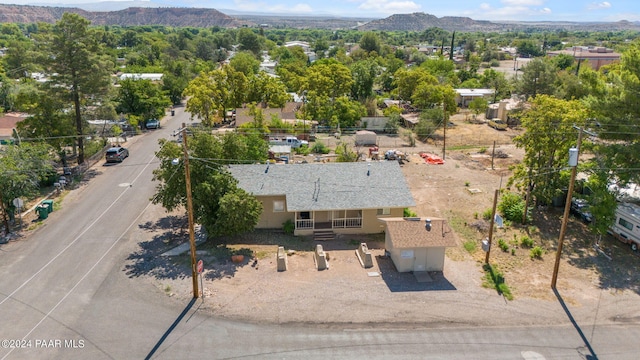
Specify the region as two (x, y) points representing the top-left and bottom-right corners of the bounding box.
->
(183, 66), (248, 126)
(152, 132), (266, 242)
(509, 95), (589, 206)
(0, 143), (54, 232)
(115, 78), (171, 120)
(38, 13), (113, 164)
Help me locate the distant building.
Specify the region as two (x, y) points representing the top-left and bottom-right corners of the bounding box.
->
(547, 46), (621, 70)
(0, 112), (27, 144)
(118, 73), (163, 81)
(455, 88), (495, 108)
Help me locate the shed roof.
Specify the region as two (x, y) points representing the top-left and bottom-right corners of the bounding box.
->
(380, 217), (457, 248)
(228, 162), (415, 212)
(455, 88), (495, 97)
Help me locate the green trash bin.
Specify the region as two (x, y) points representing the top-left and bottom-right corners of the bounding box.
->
(42, 200), (54, 213)
(36, 205), (49, 220)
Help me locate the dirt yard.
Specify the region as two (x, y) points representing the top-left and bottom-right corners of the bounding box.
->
(129, 113), (640, 328)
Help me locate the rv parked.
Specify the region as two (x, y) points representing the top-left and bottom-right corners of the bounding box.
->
(269, 135), (308, 148)
(609, 202), (640, 251)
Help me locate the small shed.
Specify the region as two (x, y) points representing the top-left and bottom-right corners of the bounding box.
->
(355, 130), (377, 146)
(380, 217), (457, 272)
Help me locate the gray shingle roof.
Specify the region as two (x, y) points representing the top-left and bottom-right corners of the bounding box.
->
(228, 162), (415, 212)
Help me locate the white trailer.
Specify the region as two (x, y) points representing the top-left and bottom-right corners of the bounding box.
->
(609, 202), (640, 251)
(269, 136), (308, 148)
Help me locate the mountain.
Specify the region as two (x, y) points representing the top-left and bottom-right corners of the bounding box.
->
(0, 4), (247, 27)
(1, 5), (639, 32)
(357, 12), (640, 32)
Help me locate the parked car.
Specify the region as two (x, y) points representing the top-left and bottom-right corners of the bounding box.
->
(145, 119), (160, 129)
(570, 198), (593, 223)
(105, 146), (129, 163)
(488, 119), (508, 130)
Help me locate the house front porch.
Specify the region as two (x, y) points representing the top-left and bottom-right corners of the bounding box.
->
(294, 210), (363, 235)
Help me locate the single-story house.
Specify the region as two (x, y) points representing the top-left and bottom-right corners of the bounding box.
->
(485, 98), (524, 122)
(228, 161), (416, 236)
(0, 112), (27, 144)
(234, 102), (300, 127)
(455, 88), (495, 108)
(379, 217), (457, 272)
(118, 73), (163, 81)
(547, 46), (621, 70)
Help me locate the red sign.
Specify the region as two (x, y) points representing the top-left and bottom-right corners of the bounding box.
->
(196, 259), (204, 274)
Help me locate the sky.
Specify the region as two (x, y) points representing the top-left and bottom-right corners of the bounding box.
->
(3, 0), (640, 22)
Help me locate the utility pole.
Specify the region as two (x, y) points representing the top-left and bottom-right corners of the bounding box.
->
(522, 167), (532, 225)
(551, 129), (584, 289)
(182, 123), (200, 299)
(485, 189), (499, 264)
(491, 140), (496, 170)
(442, 103), (446, 161)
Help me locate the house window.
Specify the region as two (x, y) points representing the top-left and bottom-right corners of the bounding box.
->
(619, 218), (633, 231)
(273, 200), (285, 212)
(377, 208), (390, 215)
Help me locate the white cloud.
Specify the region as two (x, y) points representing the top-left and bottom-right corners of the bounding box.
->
(357, 0), (421, 14)
(539, 7), (551, 14)
(232, 1), (313, 13)
(587, 2), (612, 10)
(501, 0), (545, 5)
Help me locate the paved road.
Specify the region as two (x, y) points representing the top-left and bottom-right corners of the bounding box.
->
(1, 107), (639, 359)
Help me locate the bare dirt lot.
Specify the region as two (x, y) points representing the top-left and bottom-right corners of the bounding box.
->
(128, 113), (640, 328)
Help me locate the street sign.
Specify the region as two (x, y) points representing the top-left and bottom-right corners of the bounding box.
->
(197, 259), (203, 274)
(13, 198), (24, 209)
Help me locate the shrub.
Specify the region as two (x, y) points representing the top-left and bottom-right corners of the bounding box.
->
(310, 142), (330, 154)
(511, 248), (516, 255)
(295, 145), (310, 155)
(478, 146), (487, 153)
(482, 208), (493, 221)
(282, 219), (295, 235)
(498, 238), (509, 252)
(482, 264), (513, 300)
(498, 192), (526, 222)
(520, 236), (534, 248)
(403, 208), (417, 217)
(463, 240), (477, 253)
(464, 181), (470, 187)
(530, 246), (543, 259)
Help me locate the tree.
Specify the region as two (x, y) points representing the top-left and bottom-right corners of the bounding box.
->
(152, 132), (266, 242)
(0, 143), (54, 233)
(335, 142), (358, 162)
(350, 59), (379, 101)
(515, 58), (556, 99)
(480, 69), (511, 102)
(237, 28), (262, 58)
(40, 13), (113, 164)
(586, 40), (640, 189)
(247, 72), (291, 108)
(509, 95), (588, 207)
(516, 40), (542, 57)
(302, 59), (353, 100)
(15, 83), (75, 154)
(183, 66), (248, 126)
(115, 78), (171, 121)
(229, 51), (260, 76)
(468, 97), (488, 120)
(359, 32), (381, 54)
